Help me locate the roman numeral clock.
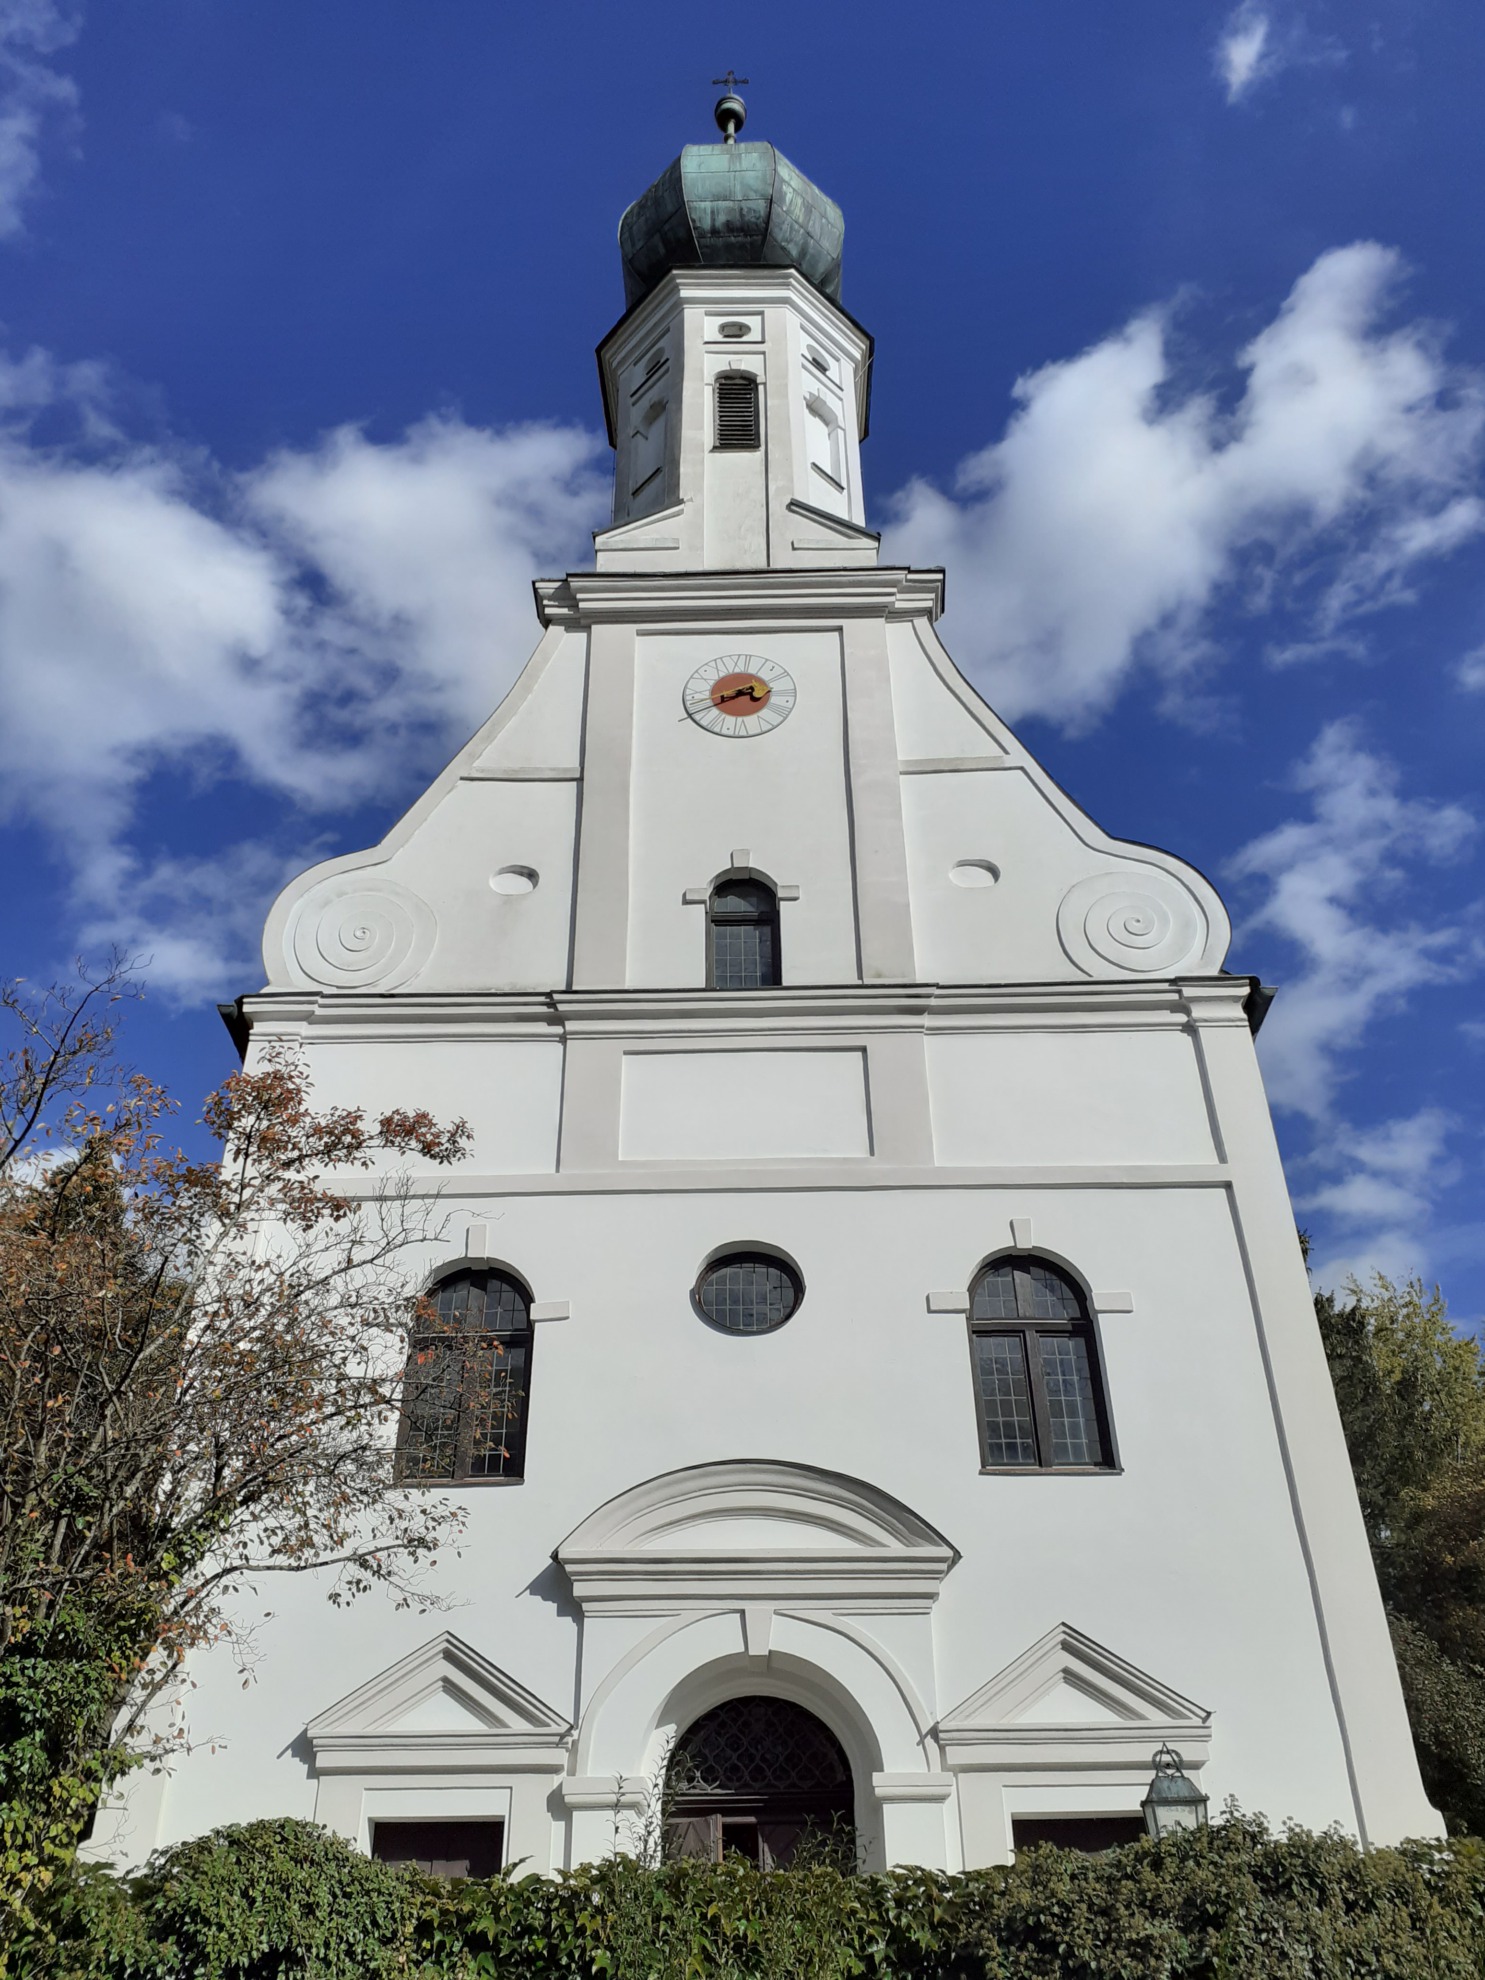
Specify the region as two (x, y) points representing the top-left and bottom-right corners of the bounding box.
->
(683, 654), (796, 737)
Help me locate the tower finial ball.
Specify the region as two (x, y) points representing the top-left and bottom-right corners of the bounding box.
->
(714, 90), (747, 142)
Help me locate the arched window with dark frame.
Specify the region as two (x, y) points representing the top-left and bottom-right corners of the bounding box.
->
(397, 1266), (533, 1483)
(707, 876), (781, 989)
(969, 1255), (1113, 1472)
(714, 370), (760, 450)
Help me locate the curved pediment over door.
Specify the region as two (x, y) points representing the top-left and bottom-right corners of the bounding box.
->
(556, 1459), (959, 1615)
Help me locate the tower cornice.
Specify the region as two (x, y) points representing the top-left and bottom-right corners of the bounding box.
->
(534, 565), (944, 628)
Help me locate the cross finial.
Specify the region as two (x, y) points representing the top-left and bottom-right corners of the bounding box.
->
(711, 72), (749, 143)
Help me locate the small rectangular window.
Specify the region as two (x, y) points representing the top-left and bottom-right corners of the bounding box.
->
(372, 1819), (503, 1879)
(1011, 1816), (1144, 1854)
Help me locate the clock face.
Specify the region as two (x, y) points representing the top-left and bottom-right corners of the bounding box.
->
(682, 654), (796, 737)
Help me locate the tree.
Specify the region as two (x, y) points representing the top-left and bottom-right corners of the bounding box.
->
(1315, 1270), (1485, 1834)
(0, 965), (470, 1936)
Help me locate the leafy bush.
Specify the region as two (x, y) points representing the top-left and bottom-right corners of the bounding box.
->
(19, 1811), (1485, 1979)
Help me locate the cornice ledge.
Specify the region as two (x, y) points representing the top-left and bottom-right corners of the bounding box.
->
(550, 985), (938, 1030)
(239, 991), (564, 1036)
(938, 1724), (1212, 1769)
(1177, 977), (1260, 1024)
(310, 1732), (572, 1774)
(236, 978), (1249, 1041)
(872, 1772), (956, 1802)
(534, 567), (943, 628)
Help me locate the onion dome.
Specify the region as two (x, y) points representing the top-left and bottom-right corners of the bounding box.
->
(618, 107), (845, 311)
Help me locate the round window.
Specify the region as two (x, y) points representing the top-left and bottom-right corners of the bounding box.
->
(696, 1251), (802, 1335)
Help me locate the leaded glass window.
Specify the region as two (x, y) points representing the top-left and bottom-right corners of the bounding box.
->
(696, 1252), (801, 1335)
(707, 877), (780, 989)
(397, 1266), (533, 1483)
(968, 1256), (1112, 1472)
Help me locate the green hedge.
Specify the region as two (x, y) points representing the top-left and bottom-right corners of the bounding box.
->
(20, 1813), (1485, 1979)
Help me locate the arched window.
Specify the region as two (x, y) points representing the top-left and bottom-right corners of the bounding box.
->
(804, 391), (845, 490)
(629, 394), (667, 498)
(397, 1266), (533, 1483)
(968, 1256), (1113, 1472)
(707, 876), (781, 989)
(714, 371), (760, 450)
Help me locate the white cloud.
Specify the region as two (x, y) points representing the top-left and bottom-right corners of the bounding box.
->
(881, 244), (1485, 729)
(1216, 4), (1274, 102)
(1302, 1108), (1461, 1288)
(0, 0), (79, 237)
(1230, 719), (1477, 1119)
(1213, 3), (1345, 108)
(246, 417), (605, 742)
(1227, 726), (1480, 1288)
(1459, 643), (1485, 691)
(73, 839), (326, 1001)
(0, 356), (609, 994)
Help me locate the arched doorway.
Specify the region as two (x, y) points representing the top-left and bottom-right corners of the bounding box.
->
(665, 1695), (856, 1868)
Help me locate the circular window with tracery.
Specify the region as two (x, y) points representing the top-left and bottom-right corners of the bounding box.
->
(695, 1251), (801, 1335)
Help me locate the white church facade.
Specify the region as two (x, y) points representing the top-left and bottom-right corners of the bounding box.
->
(93, 97), (1439, 1876)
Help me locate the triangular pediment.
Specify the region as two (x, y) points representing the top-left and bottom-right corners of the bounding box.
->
(306, 1632), (570, 1745)
(941, 1623), (1209, 1735)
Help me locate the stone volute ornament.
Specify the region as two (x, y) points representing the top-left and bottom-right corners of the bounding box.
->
(1056, 868), (1209, 977)
(289, 875), (436, 991)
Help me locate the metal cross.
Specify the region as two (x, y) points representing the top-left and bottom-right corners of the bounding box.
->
(712, 71), (749, 91)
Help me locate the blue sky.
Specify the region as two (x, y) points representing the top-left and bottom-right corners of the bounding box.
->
(0, 0), (1480, 1318)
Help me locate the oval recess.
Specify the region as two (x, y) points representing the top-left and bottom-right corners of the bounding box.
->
(950, 859), (1000, 889)
(718, 320), (751, 339)
(490, 866), (538, 895)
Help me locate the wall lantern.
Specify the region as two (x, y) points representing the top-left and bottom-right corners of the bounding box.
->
(1141, 1744), (1209, 1839)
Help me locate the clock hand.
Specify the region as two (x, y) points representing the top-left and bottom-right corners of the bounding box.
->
(717, 684), (766, 704)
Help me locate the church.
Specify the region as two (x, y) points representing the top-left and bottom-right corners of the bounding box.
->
(92, 90), (1438, 1876)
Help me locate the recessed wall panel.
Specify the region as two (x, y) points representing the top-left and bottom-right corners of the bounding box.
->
(927, 1031), (1217, 1166)
(619, 1049), (871, 1161)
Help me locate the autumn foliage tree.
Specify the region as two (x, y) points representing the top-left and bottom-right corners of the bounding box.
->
(0, 965), (469, 1933)
(1316, 1270), (1485, 1834)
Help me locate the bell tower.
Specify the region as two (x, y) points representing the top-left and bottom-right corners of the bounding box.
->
(594, 91), (877, 573)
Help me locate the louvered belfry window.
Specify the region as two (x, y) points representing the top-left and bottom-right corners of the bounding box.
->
(397, 1267), (532, 1483)
(969, 1256), (1113, 1472)
(714, 371), (761, 449)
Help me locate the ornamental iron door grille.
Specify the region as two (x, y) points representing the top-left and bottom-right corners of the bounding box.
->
(665, 1696), (855, 1869)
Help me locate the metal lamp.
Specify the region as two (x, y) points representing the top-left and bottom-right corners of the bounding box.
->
(1141, 1744), (1209, 1839)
